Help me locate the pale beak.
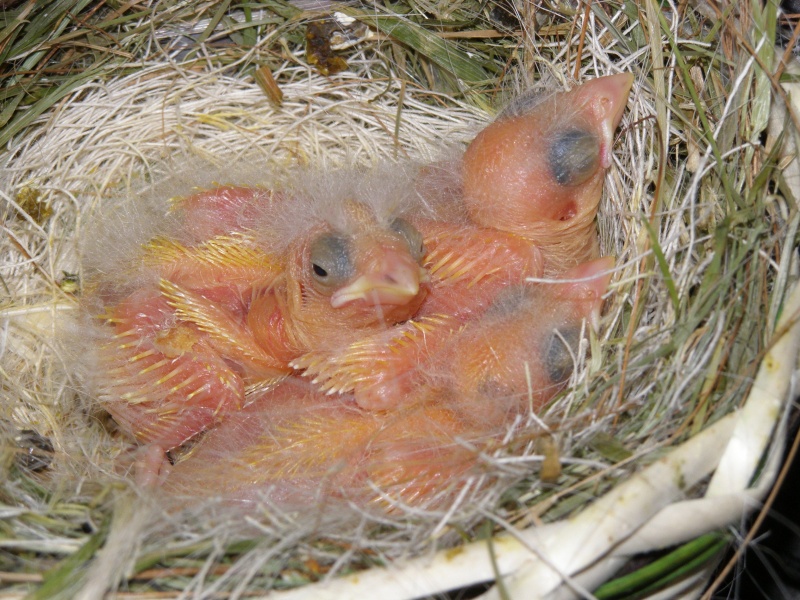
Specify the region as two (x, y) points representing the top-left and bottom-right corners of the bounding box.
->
(583, 73), (634, 168)
(331, 260), (427, 308)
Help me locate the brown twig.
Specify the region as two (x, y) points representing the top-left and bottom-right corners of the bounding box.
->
(573, 0), (592, 81)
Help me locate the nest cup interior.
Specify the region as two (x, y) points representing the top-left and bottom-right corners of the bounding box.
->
(1, 2), (797, 598)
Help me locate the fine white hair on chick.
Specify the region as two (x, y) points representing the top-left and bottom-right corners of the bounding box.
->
(250, 160), (435, 252)
(496, 86), (560, 121)
(79, 190), (180, 296)
(80, 156), (449, 270)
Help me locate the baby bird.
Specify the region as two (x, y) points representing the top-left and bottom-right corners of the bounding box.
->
(438, 257), (613, 427)
(462, 73), (633, 269)
(87, 166), (433, 480)
(161, 257), (613, 509)
(160, 378), (375, 506)
(290, 219), (545, 410)
(244, 204), (430, 363)
(160, 378), (497, 510)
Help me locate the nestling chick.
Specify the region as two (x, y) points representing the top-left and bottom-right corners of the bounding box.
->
(462, 73), (633, 269)
(161, 377), (495, 509)
(91, 283), (289, 486)
(161, 257), (613, 509)
(161, 378), (378, 506)
(291, 220), (545, 410)
(245, 200), (430, 362)
(85, 165), (433, 476)
(438, 257), (614, 426)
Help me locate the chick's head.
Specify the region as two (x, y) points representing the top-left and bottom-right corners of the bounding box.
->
(444, 257), (614, 426)
(463, 73), (633, 267)
(271, 185), (431, 348)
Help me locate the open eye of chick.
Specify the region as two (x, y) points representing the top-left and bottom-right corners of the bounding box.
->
(304, 217), (428, 310)
(309, 233), (354, 291)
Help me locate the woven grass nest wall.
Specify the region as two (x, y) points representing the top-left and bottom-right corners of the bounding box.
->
(1, 1), (799, 598)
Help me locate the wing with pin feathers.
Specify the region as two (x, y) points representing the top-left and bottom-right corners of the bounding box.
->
(141, 231), (279, 292)
(95, 288), (246, 452)
(162, 378), (490, 510)
(289, 313), (461, 410)
(94, 282), (289, 447)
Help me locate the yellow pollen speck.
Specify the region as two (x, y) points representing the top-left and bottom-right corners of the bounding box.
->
(445, 546), (464, 561)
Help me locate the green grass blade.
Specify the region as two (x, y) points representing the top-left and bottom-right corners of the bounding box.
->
(0, 93), (23, 129)
(9, 0), (94, 61)
(26, 520), (109, 600)
(594, 533), (727, 599)
(642, 221), (680, 314)
(657, 6), (742, 211)
(197, 0), (233, 45)
(0, 62), (106, 148)
(340, 6), (491, 86)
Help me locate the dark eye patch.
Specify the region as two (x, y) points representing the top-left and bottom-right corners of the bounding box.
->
(309, 233), (354, 290)
(390, 218), (425, 262)
(548, 128), (600, 186)
(544, 327), (581, 383)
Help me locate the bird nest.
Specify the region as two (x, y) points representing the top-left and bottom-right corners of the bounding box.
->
(1, 1), (798, 599)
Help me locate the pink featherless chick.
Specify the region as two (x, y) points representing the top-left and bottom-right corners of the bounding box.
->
(438, 257), (613, 426)
(87, 166), (434, 485)
(462, 73), (633, 271)
(80, 185), (283, 485)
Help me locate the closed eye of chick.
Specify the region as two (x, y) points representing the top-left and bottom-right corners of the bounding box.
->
(462, 73), (634, 270)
